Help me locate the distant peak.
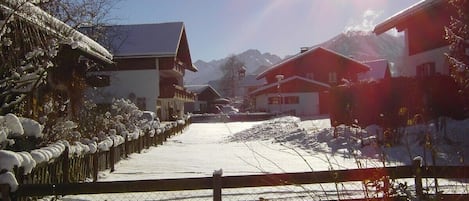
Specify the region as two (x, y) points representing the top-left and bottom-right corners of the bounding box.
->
(342, 30), (373, 37)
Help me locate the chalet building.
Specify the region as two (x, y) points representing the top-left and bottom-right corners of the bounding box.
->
(373, 0), (456, 77)
(184, 85), (222, 114)
(0, 0), (113, 117)
(251, 47), (369, 116)
(84, 22), (197, 121)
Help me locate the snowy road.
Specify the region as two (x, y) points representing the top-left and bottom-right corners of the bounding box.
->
(99, 118), (356, 181)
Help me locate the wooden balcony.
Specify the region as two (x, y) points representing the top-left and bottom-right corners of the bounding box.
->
(159, 58), (186, 77)
(160, 84), (196, 102)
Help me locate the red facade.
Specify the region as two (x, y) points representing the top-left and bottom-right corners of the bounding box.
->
(258, 47), (369, 86)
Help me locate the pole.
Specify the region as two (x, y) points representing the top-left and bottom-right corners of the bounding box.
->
(213, 169), (223, 201)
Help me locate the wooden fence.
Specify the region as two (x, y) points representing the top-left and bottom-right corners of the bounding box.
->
(3, 158), (469, 201)
(10, 120), (189, 187)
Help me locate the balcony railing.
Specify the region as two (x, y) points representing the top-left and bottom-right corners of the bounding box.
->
(160, 84), (196, 102)
(159, 59), (186, 77)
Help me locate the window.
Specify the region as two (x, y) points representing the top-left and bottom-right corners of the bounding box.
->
(284, 96), (299, 104)
(416, 62), (435, 77)
(306, 73), (314, 80)
(328, 72), (337, 83)
(268, 96), (282, 105)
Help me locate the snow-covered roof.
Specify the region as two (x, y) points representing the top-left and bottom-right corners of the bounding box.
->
(256, 46), (369, 79)
(98, 22), (185, 58)
(250, 76), (330, 96)
(0, 0), (113, 64)
(239, 75), (266, 87)
(185, 85), (222, 98)
(359, 59), (390, 80)
(373, 0), (441, 34)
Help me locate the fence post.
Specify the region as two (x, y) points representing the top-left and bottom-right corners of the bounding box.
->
(0, 184), (11, 201)
(110, 141), (115, 173)
(93, 152), (99, 182)
(63, 146), (70, 183)
(413, 156), (423, 200)
(124, 135), (129, 158)
(213, 169), (223, 201)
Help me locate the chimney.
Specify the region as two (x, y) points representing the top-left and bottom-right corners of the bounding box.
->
(300, 47), (309, 53)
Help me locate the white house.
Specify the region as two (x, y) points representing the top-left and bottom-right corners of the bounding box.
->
(84, 22), (197, 120)
(373, 0), (455, 77)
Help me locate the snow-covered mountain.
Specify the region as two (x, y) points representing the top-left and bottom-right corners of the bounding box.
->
(185, 49), (281, 85)
(185, 31), (405, 85)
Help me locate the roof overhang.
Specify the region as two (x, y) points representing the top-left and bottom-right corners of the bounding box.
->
(373, 0), (442, 34)
(256, 47), (369, 79)
(1, 0), (113, 64)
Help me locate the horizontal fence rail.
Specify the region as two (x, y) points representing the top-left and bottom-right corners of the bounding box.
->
(10, 163), (469, 200)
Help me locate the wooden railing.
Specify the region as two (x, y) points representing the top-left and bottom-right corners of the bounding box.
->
(160, 84), (196, 101)
(4, 156), (469, 201)
(9, 120), (189, 188)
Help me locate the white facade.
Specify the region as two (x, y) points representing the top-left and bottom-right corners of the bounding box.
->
(255, 92), (320, 116)
(402, 30), (450, 77)
(87, 68), (160, 112)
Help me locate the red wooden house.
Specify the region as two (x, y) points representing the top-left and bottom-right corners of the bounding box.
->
(373, 0), (457, 77)
(252, 47), (369, 116)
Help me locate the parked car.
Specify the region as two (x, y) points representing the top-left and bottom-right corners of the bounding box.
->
(220, 105), (239, 114)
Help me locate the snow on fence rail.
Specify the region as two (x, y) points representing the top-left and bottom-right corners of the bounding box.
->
(4, 158), (469, 201)
(0, 119), (190, 201)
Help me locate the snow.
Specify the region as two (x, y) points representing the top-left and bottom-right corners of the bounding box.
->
(0, 113), (24, 137)
(19, 117), (43, 138)
(2, 115), (469, 199)
(92, 116), (469, 183)
(0, 172), (18, 192)
(0, 150), (21, 171)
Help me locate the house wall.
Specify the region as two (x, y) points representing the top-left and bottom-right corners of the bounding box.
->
(254, 92), (320, 116)
(86, 68), (160, 112)
(403, 30), (449, 76)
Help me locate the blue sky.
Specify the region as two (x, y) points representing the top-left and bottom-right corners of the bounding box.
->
(109, 0), (420, 62)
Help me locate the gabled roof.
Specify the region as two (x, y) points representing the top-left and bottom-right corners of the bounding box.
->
(373, 0), (442, 34)
(1, 0), (113, 64)
(94, 22), (196, 71)
(239, 75), (266, 87)
(256, 46), (369, 79)
(99, 22), (183, 57)
(185, 85), (222, 98)
(359, 59), (391, 80)
(250, 76), (330, 96)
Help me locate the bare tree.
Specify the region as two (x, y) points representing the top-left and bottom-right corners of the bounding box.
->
(220, 55), (245, 98)
(38, 0), (119, 29)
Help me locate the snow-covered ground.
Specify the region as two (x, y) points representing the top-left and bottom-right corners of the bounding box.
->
(98, 117), (346, 181)
(3, 115), (467, 200)
(95, 116), (469, 182)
